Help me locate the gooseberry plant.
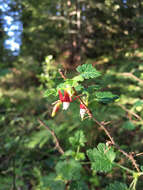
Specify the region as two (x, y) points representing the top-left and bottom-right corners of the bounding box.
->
(39, 56), (143, 190)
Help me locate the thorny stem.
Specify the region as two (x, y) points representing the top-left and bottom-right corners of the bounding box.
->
(135, 152), (143, 157)
(119, 104), (143, 121)
(58, 69), (140, 172)
(38, 119), (64, 155)
(119, 72), (143, 85)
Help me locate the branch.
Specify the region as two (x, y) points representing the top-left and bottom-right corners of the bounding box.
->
(119, 104), (142, 121)
(38, 119), (64, 155)
(114, 145), (140, 172)
(135, 152), (143, 157)
(119, 72), (143, 85)
(58, 69), (140, 172)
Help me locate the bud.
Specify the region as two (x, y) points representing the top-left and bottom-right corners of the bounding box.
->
(51, 101), (62, 117)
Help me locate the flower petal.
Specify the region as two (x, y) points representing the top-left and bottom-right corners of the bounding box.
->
(58, 90), (63, 101)
(63, 90), (72, 102)
(80, 108), (86, 120)
(63, 102), (70, 110)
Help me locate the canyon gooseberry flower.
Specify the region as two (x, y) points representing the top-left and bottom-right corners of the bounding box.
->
(80, 103), (87, 120)
(58, 89), (72, 110)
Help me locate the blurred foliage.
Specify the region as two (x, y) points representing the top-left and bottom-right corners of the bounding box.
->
(0, 0), (143, 189)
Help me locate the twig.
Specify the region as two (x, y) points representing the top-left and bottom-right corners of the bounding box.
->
(59, 69), (66, 80)
(58, 69), (140, 172)
(93, 117), (115, 145)
(135, 152), (143, 157)
(119, 104), (142, 121)
(119, 72), (143, 84)
(38, 119), (64, 155)
(114, 145), (140, 172)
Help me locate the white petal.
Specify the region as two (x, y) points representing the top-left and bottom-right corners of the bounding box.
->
(80, 108), (86, 119)
(63, 102), (70, 110)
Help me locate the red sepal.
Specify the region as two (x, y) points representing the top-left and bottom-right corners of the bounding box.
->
(80, 103), (86, 109)
(58, 90), (63, 101)
(64, 90), (72, 102)
(58, 90), (72, 102)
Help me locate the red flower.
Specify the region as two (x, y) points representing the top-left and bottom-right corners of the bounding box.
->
(80, 103), (86, 120)
(58, 90), (72, 110)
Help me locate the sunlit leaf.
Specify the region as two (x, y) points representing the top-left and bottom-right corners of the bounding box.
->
(76, 64), (101, 79)
(87, 143), (116, 172)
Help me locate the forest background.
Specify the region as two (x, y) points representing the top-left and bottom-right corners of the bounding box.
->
(0, 0), (143, 189)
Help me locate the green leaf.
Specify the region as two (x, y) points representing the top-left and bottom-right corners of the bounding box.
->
(44, 88), (57, 97)
(24, 129), (50, 149)
(96, 91), (119, 103)
(105, 181), (128, 190)
(57, 79), (79, 90)
(56, 159), (82, 180)
(63, 150), (85, 160)
(75, 84), (84, 91)
(73, 75), (84, 82)
(122, 121), (135, 130)
(66, 79), (79, 87)
(76, 152), (85, 160)
(87, 143), (116, 172)
(57, 82), (67, 90)
(63, 150), (76, 157)
(81, 85), (101, 97)
(0, 176), (13, 189)
(133, 100), (143, 108)
(76, 64), (101, 79)
(133, 100), (143, 111)
(69, 130), (87, 148)
(69, 181), (89, 190)
(87, 85), (101, 92)
(140, 165), (143, 172)
(41, 173), (65, 190)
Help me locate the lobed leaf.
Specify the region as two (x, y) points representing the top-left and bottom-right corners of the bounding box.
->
(95, 91), (119, 104)
(40, 173), (65, 190)
(69, 130), (87, 148)
(44, 88), (57, 97)
(73, 75), (84, 82)
(57, 79), (80, 90)
(87, 143), (116, 172)
(69, 181), (89, 190)
(55, 159), (82, 180)
(122, 121), (135, 130)
(76, 64), (101, 79)
(105, 181), (128, 190)
(133, 100), (143, 108)
(75, 84), (84, 91)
